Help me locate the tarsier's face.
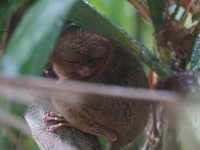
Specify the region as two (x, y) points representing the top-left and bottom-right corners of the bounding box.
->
(50, 26), (110, 80)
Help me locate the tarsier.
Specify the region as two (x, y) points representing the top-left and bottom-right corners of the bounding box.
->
(44, 25), (150, 150)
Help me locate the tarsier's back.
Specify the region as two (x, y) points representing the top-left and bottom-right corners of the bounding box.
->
(82, 43), (150, 149)
(50, 25), (150, 150)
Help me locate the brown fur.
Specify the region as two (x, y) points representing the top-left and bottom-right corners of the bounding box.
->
(51, 26), (150, 150)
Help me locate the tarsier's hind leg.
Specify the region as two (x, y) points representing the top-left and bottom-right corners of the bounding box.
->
(72, 111), (118, 143)
(43, 111), (117, 143)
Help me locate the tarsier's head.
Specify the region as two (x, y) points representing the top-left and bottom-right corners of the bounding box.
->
(50, 25), (112, 80)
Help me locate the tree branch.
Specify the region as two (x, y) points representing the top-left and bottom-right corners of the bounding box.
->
(25, 100), (101, 150)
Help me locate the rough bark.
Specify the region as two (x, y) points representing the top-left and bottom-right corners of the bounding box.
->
(25, 99), (101, 150)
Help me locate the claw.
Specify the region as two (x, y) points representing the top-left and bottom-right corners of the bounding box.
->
(43, 112), (71, 132)
(47, 122), (70, 132)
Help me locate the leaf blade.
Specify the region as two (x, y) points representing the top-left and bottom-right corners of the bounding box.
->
(147, 0), (166, 28)
(69, 0), (172, 76)
(0, 0), (77, 75)
(190, 34), (200, 71)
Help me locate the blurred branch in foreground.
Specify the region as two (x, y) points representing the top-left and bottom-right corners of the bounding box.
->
(0, 75), (179, 106)
(0, 76), (199, 150)
(0, 75), (196, 150)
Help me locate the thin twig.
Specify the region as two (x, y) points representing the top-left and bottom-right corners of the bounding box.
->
(0, 109), (30, 136)
(0, 75), (179, 105)
(128, 0), (151, 22)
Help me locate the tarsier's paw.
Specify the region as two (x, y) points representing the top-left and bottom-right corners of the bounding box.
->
(43, 112), (71, 132)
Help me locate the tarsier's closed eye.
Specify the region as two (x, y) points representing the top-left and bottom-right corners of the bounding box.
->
(63, 59), (80, 64)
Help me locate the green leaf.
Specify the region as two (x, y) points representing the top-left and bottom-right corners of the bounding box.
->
(147, 0), (166, 28)
(192, 12), (200, 22)
(0, 0), (77, 75)
(98, 137), (109, 150)
(190, 34), (200, 71)
(0, 0), (24, 39)
(1, 0), (172, 77)
(88, 0), (109, 16)
(108, 0), (125, 25)
(69, 0), (172, 76)
(88, 0), (134, 35)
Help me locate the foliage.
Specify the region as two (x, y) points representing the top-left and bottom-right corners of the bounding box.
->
(190, 34), (200, 71)
(0, 0), (24, 38)
(0, 0), (200, 150)
(147, 0), (166, 28)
